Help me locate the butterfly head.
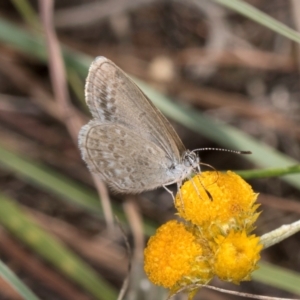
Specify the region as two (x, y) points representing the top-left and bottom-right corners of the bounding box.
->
(183, 150), (201, 173)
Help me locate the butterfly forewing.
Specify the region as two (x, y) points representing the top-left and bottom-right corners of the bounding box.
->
(85, 56), (186, 160)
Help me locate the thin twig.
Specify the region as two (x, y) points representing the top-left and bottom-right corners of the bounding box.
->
(123, 198), (145, 299)
(170, 283), (299, 300)
(115, 216), (132, 300)
(38, 0), (115, 231)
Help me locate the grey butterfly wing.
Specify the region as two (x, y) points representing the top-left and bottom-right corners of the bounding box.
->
(85, 56), (186, 162)
(79, 120), (176, 193)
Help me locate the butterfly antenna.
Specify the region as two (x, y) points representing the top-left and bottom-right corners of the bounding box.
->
(192, 148), (251, 155)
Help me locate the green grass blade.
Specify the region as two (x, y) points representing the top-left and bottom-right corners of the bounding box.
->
(236, 165), (300, 179)
(0, 259), (41, 300)
(136, 79), (300, 190)
(0, 143), (100, 212)
(10, 0), (40, 31)
(0, 193), (117, 300)
(254, 261), (300, 294)
(0, 143), (156, 235)
(0, 18), (91, 76)
(212, 0), (300, 44)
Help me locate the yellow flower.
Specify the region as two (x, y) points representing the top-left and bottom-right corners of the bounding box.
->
(144, 220), (210, 289)
(175, 171), (259, 237)
(213, 230), (262, 284)
(144, 171), (262, 299)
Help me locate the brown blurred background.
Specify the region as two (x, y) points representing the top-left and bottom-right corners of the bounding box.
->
(0, 0), (300, 299)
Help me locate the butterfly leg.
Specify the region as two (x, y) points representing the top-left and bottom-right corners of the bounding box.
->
(163, 185), (175, 201)
(188, 175), (201, 198)
(175, 181), (187, 212)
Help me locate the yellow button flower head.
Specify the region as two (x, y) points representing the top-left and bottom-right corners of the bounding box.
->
(144, 171), (262, 299)
(213, 230), (263, 283)
(175, 171), (259, 237)
(144, 220), (212, 290)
